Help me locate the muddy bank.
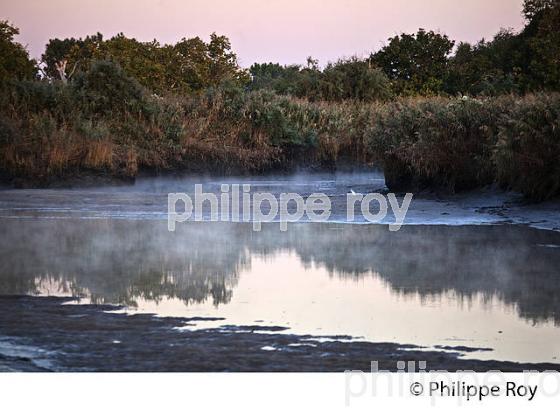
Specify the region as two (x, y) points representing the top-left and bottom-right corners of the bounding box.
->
(0, 163), (377, 190)
(402, 187), (560, 231)
(1, 172), (560, 231)
(1, 296), (559, 372)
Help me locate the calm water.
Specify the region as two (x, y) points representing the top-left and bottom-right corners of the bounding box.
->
(1, 216), (560, 364)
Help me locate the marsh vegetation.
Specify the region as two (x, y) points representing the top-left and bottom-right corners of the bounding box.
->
(1, 0), (559, 200)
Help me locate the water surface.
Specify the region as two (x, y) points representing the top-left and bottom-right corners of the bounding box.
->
(1, 217), (560, 364)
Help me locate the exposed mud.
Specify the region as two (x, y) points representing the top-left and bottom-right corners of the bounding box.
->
(2, 296), (559, 372)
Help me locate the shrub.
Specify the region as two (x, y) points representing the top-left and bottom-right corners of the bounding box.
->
(1, 68), (560, 203)
(321, 58), (392, 102)
(72, 60), (147, 115)
(494, 93), (560, 200)
(6, 80), (76, 121)
(249, 58), (392, 102)
(368, 96), (510, 192)
(0, 21), (37, 84)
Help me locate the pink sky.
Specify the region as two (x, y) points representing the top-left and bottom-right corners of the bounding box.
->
(2, 0), (525, 67)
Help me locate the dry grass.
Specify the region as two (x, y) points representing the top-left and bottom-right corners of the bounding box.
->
(84, 139), (113, 169)
(1, 82), (559, 200)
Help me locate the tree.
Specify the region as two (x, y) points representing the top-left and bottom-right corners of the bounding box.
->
(0, 21), (36, 84)
(42, 32), (248, 94)
(321, 58), (392, 101)
(444, 0), (560, 95)
(523, 0), (557, 20)
(371, 29), (455, 95)
(72, 59), (146, 115)
(249, 63), (304, 96)
(524, 0), (560, 90)
(42, 33), (103, 82)
(172, 36), (212, 92)
(207, 33), (248, 86)
(249, 57), (390, 102)
(445, 30), (526, 95)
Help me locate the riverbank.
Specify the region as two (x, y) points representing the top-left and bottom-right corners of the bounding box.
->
(1, 76), (559, 201)
(2, 173), (560, 231)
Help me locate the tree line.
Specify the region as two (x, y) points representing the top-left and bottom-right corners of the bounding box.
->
(250, 0), (560, 99)
(1, 0), (559, 101)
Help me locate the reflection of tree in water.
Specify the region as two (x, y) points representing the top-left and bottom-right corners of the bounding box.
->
(1, 219), (560, 324)
(281, 224), (560, 326)
(0, 220), (249, 306)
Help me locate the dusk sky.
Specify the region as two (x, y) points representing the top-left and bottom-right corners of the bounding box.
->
(2, 0), (525, 67)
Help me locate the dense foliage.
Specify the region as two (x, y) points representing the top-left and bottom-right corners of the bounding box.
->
(252, 0), (560, 98)
(371, 29), (455, 96)
(0, 21), (36, 84)
(41, 32), (249, 94)
(2, 1), (559, 98)
(369, 94), (560, 200)
(1, 0), (560, 201)
(249, 58), (392, 102)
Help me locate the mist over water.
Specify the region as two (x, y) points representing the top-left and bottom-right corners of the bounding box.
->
(1, 172), (560, 364)
(0, 171), (544, 227)
(0, 171), (387, 222)
(1, 217), (560, 363)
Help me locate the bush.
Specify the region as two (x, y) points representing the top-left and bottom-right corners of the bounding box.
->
(368, 96), (511, 192)
(321, 58), (393, 102)
(6, 80), (76, 121)
(1, 68), (560, 203)
(72, 60), (147, 115)
(367, 93), (560, 200)
(249, 58), (392, 102)
(494, 93), (560, 200)
(245, 90), (320, 147)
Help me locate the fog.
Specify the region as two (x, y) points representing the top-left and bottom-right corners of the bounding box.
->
(1, 218), (560, 325)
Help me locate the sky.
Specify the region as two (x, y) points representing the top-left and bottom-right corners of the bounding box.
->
(2, 0), (526, 67)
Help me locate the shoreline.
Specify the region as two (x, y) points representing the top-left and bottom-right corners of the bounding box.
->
(2, 176), (560, 370)
(2, 173), (559, 231)
(2, 295), (559, 372)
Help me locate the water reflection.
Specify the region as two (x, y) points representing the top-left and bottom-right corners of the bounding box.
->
(1, 219), (560, 326)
